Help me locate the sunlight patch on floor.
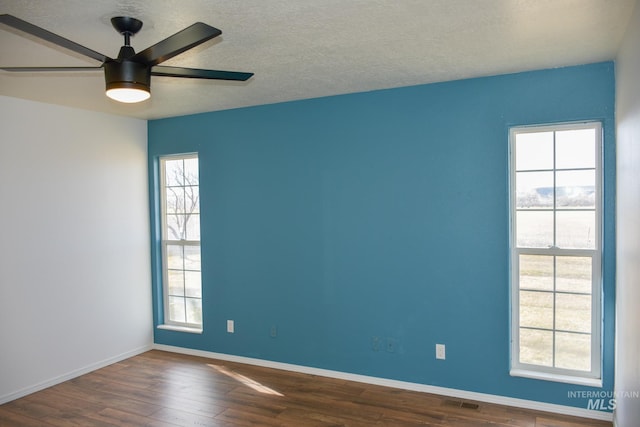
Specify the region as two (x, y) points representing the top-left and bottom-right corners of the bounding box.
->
(208, 364), (284, 396)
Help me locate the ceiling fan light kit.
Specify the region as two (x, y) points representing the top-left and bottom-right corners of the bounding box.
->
(106, 86), (151, 103)
(0, 14), (253, 104)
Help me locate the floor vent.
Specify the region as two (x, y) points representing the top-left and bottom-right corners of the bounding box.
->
(461, 402), (479, 410)
(442, 400), (480, 410)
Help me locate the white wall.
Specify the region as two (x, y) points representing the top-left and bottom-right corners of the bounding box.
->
(615, 1), (640, 425)
(0, 96), (152, 403)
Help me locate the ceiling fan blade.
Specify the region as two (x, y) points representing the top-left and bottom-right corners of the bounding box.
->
(1, 66), (103, 72)
(0, 14), (109, 63)
(131, 22), (222, 66)
(152, 65), (253, 81)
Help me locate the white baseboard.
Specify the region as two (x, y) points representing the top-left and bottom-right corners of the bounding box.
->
(0, 344), (153, 405)
(154, 344), (614, 422)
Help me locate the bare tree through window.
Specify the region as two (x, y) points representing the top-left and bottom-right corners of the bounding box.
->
(165, 158), (200, 241)
(161, 156), (202, 327)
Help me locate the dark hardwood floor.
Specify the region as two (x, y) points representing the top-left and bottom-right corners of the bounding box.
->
(0, 350), (612, 426)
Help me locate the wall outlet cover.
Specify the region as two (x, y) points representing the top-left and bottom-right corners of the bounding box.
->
(436, 343), (446, 360)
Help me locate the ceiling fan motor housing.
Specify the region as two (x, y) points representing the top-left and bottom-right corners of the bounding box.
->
(104, 59), (151, 93)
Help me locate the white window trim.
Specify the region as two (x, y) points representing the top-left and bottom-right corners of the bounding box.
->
(509, 122), (603, 386)
(159, 153), (203, 332)
(157, 324), (203, 334)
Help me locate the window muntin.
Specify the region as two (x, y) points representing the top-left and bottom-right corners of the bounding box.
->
(160, 155), (202, 328)
(510, 122), (602, 384)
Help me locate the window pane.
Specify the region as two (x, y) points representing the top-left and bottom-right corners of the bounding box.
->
(520, 291), (553, 329)
(185, 214), (201, 240)
(519, 255), (553, 291)
(184, 158), (199, 184)
(168, 296), (186, 323)
(166, 245), (183, 270)
(185, 271), (201, 297)
(555, 129), (596, 169)
(163, 160), (199, 242)
(555, 332), (591, 371)
(515, 132), (554, 171)
(165, 159), (184, 186)
(516, 171), (553, 209)
(184, 246), (201, 271)
(556, 257), (592, 293)
(556, 170), (595, 209)
(167, 270), (185, 296)
(186, 298), (202, 324)
(556, 211), (596, 249)
(516, 211), (553, 248)
(556, 293), (591, 333)
(166, 214), (186, 240)
(166, 187), (185, 214)
(520, 329), (553, 366)
(185, 186), (200, 214)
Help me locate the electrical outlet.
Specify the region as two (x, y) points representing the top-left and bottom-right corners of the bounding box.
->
(436, 343), (445, 360)
(227, 320), (234, 333)
(270, 325), (277, 338)
(386, 337), (397, 353)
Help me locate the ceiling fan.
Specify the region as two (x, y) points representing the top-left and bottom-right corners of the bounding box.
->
(0, 14), (253, 103)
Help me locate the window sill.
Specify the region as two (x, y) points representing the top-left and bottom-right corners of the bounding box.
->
(157, 324), (203, 334)
(510, 369), (602, 388)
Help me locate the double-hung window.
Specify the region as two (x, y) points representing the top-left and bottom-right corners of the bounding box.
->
(160, 154), (203, 330)
(509, 122), (602, 385)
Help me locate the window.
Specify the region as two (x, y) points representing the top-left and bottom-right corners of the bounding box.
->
(509, 122), (602, 385)
(160, 155), (202, 329)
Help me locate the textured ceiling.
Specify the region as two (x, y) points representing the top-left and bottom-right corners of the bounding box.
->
(0, 0), (636, 119)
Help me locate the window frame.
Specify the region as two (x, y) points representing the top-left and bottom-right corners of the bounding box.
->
(509, 121), (603, 386)
(159, 153), (203, 332)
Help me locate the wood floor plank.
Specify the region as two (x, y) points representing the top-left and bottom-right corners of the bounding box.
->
(0, 405), (57, 427)
(276, 406), (379, 427)
(149, 407), (224, 427)
(94, 407), (178, 427)
(0, 350), (613, 427)
(53, 382), (162, 418)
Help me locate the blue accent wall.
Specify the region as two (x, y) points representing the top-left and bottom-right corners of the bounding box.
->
(148, 62), (615, 409)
